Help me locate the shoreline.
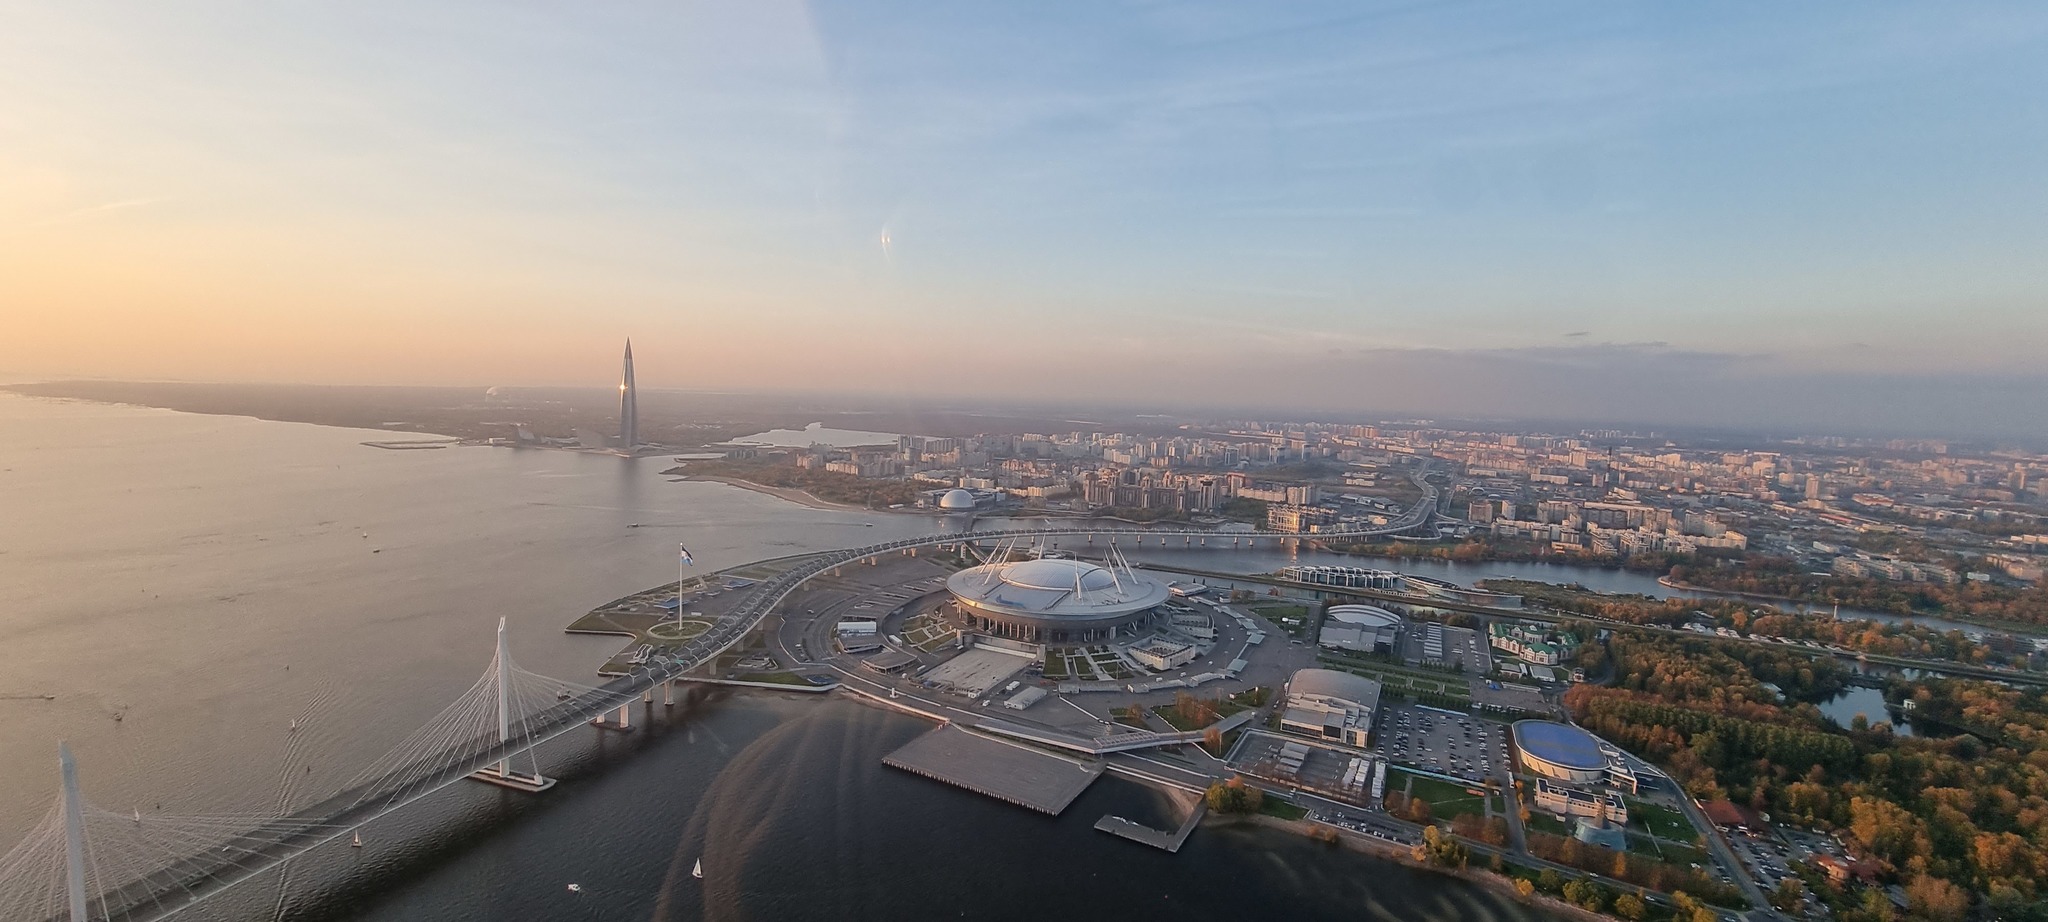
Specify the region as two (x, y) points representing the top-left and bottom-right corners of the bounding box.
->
(1657, 575), (2044, 636)
(680, 474), (883, 513)
(1224, 814), (1608, 922)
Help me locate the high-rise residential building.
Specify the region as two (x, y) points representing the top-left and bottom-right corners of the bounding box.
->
(618, 339), (638, 449)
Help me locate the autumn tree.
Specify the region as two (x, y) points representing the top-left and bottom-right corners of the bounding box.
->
(1904, 874), (1968, 922)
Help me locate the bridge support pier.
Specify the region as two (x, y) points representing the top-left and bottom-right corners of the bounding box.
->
(592, 701), (635, 732)
(468, 765), (557, 793)
(663, 679), (675, 706)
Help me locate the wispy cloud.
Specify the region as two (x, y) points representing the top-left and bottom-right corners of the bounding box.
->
(24, 197), (165, 229)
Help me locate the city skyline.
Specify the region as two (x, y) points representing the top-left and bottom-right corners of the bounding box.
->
(4, 2), (2047, 435)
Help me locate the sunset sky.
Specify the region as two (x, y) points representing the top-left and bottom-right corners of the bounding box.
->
(5, 2), (2047, 433)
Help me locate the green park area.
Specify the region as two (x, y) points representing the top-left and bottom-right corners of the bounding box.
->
(644, 618), (712, 643)
(902, 612), (958, 652)
(1625, 798), (1703, 845)
(1149, 687), (1264, 731)
(1249, 601), (1314, 637)
(1317, 653), (1472, 706)
(1393, 769), (1490, 822)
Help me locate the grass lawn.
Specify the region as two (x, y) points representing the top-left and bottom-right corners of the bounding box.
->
(1259, 798), (1308, 820)
(1626, 798), (1703, 844)
(1524, 810), (1573, 837)
(1399, 772), (1489, 821)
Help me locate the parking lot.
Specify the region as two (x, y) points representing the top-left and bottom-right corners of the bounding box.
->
(1306, 808), (1418, 847)
(1370, 703), (1510, 782)
(1727, 825), (1811, 893)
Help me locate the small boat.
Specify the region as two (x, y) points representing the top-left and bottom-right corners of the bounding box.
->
(351, 832), (362, 848)
(567, 883), (581, 893)
(558, 686), (570, 700)
(289, 719), (299, 732)
(692, 859), (702, 880)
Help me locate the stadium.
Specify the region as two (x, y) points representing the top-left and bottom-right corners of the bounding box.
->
(945, 556), (1169, 643)
(1512, 720), (1609, 784)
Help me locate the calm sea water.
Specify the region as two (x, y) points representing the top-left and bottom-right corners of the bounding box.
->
(0, 394), (1555, 922)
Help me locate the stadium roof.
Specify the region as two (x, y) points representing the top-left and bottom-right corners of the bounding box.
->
(1512, 720), (1607, 772)
(947, 558), (1169, 620)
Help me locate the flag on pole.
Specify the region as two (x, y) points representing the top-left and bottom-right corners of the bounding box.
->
(679, 544), (694, 566)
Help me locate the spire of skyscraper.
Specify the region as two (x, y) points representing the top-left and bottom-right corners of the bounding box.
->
(618, 338), (638, 450)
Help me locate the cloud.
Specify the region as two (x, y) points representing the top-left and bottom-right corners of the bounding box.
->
(24, 198), (165, 229)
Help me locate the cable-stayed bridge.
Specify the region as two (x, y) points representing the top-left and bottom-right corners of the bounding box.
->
(0, 471), (1436, 921)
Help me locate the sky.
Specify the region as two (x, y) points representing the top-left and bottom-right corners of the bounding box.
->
(4, 2), (2047, 436)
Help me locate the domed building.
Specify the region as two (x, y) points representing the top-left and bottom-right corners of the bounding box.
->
(938, 488), (978, 511)
(1513, 720), (1609, 784)
(946, 557), (1169, 643)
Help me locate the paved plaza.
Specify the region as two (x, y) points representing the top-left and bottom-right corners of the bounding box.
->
(922, 646), (1033, 696)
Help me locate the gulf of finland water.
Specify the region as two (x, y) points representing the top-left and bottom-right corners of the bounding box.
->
(0, 393), (1557, 921)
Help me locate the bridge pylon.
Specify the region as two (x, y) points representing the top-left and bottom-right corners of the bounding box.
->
(467, 618), (556, 793)
(59, 744), (88, 922)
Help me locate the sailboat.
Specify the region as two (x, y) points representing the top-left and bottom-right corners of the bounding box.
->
(692, 859), (703, 880)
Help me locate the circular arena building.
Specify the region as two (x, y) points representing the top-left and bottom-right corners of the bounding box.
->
(1512, 720), (1609, 784)
(1325, 604), (1402, 629)
(946, 557), (1170, 643)
(938, 488), (977, 511)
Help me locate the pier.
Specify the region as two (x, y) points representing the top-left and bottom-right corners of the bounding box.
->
(1093, 802), (1205, 853)
(882, 726), (1104, 816)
